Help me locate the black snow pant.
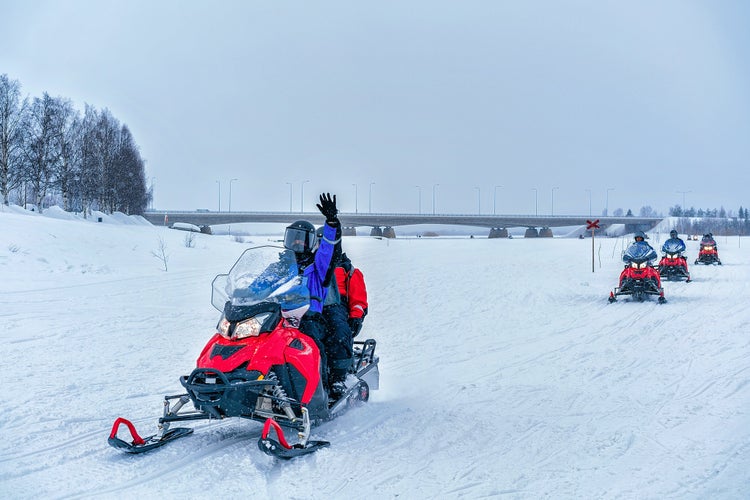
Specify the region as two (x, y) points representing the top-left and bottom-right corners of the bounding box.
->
(322, 303), (354, 383)
(299, 312), (330, 389)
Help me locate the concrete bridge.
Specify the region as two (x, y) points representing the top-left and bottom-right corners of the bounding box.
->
(143, 210), (662, 238)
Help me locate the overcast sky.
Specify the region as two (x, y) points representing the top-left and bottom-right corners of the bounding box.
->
(3, 0), (749, 216)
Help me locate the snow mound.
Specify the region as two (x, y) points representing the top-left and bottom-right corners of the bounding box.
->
(43, 205), (81, 221)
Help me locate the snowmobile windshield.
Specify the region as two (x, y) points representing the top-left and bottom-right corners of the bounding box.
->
(701, 237), (716, 245)
(211, 246), (310, 314)
(662, 240), (686, 254)
(624, 242), (657, 263)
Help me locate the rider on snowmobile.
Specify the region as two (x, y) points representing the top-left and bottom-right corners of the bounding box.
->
(623, 231), (657, 264)
(283, 193), (348, 399)
(700, 233), (717, 248)
(661, 229), (686, 255)
(314, 225), (355, 397)
(335, 253), (368, 338)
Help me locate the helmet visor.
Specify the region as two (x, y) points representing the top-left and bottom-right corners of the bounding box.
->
(284, 227), (315, 253)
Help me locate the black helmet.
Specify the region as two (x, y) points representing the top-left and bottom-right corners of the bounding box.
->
(634, 230), (647, 241)
(284, 220), (316, 254)
(670, 230), (678, 238)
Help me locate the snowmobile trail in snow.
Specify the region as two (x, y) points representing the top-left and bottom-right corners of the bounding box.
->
(2, 213), (750, 498)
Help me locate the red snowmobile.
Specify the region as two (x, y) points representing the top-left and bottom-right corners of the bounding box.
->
(108, 246), (379, 459)
(695, 234), (721, 265)
(657, 240), (691, 282)
(609, 242), (666, 303)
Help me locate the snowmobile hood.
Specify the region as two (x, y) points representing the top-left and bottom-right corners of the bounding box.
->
(624, 242), (657, 263)
(662, 239), (686, 254)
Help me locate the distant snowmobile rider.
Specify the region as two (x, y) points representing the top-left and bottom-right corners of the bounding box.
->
(662, 230), (687, 255)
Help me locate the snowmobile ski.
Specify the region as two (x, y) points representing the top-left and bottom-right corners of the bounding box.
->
(257, 418), (330, 459)
(108, 417), (193, 454)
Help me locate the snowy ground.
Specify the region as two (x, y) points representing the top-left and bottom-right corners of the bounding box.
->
(1, 206), (749, 499)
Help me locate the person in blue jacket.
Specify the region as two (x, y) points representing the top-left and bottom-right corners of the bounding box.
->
(661, 229), (686, 255)
(283, 193), (346, 398)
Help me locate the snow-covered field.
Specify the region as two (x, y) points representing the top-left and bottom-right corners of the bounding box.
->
(1, 206), (749, 499)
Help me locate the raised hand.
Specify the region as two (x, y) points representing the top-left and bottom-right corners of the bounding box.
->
(316, 193), (338, 222)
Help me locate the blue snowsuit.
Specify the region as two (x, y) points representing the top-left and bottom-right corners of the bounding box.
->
(301, 222), (338, 314)
(297, 222), (349, 386)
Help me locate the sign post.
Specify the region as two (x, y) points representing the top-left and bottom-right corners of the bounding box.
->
(586, 219), (600, 272)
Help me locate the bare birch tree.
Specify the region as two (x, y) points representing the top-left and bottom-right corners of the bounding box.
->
(51, 98), (82, 211)
(23, 93), (64, 212)
(0, 74), (29, 205)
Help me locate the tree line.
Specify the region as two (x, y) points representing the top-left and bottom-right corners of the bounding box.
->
(0, 73), (150, 216)
(611, 205), (749, 235)
(669, 205), (750, 236)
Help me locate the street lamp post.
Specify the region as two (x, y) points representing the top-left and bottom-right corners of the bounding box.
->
(301, 180), (310, 213)
(353, 184), (358, 213)
(532, 188), (538, 216)
(474, 187), (481, 215)
(369, 182), (375, 213)
(551, 186), (559, 216)
(676, 190), (691, 212)
(286, 182), (293, 212)
(493, 185), (503, 215)
(229, 178), (238, 213)
(432, 184), (439, 215)
(415, 185), (422, 214)
(585, 189), (592, 217)
(606, 188), (615, 216)
(215, 180), (221, 212)
(676, 190), (691, 234)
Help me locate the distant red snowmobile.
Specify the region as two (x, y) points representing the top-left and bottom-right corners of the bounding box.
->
(695, 234), (721, 265)
(108, 246), (379, 459)
(657, 240), (691, 282)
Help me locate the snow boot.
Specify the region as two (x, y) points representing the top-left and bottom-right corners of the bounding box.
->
(328, 368), (348, 401)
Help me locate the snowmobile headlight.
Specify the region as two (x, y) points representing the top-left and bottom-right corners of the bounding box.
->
(233, 313), (273, 339)
(217, 317), (231, 339)
(631, 262), (647, 269)
(703, 245), (713, 251)
(668, 253), (677, 259)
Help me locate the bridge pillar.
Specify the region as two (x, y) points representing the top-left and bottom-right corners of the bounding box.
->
(524, 227), (539, 238)
(489, 227), (509, 238)
(370, 226), (383, 237)
(539, 227), (553, 238)
(382, 226), (396, 238)
(342, 226), (357, 236)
